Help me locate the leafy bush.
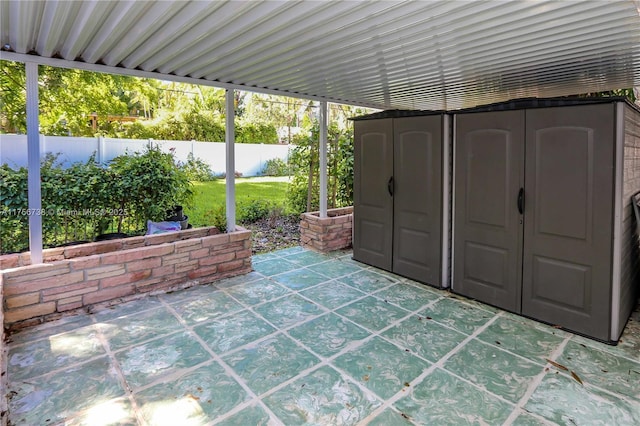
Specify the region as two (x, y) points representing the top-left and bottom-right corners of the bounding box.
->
(203, 204), (227, 233)
(180, 153), (216, 181)
(286, 125), (354, 214)
(235, 122), (278, 143)
(238, 199), (272, 223)
(262, 158), (289, 176)
(0, 146), (193, 253)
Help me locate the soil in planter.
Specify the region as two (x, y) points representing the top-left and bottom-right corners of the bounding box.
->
(244, 214), (300, 254)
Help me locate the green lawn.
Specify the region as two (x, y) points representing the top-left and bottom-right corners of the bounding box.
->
(188, 176), (291, 227)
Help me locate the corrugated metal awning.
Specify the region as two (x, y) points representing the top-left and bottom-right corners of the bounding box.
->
(1, 0), (639, 110)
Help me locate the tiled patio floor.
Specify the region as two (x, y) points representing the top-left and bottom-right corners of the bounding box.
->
(5, 247), (640, 425)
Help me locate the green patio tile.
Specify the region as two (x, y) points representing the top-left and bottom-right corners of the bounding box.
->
(6, 315), (94, 345)
(477, 316), (565, 365)
(194, 310), (276, 354)
(8, 357), (126, 425)
(116, 331), (211, 390)
(135, 362), (250, 425)
(419, 297), (495, 335)
(271, 268), (330, 290)
(222, 334), (320, 395)
(375, 282), (441, 312)
(264, 365), (381, 425)
(288, 313), (371, 358)
(252, 257), (298, 276)
(382, 316), (467, 362)
(284, 250), (330, 266)
(65, 397), (136, 425)
(393, 368), (513, 425)
(92, 296), (164, 321)
(251, 252), (280, 264)
(8, 324), (105, 381)
(554, 340), (640, 399)
(333, 337), (430, 400)
(215, 403), (272, 426)
(254, 294), (325, 329)
(337, 269), (398, 293)
(158, 283), (218, 304)
(307, 260), (364, 280)
(571, 317), (640, 364)
(525, 373), (640, 425)
(366, 409), (414, 426)
(222, 278), (291, 306)
(511, 411), (550, 426)
(336, 296), (409, 332)
(97, 306), (184, 351)
(171, 290), (244, 325)
(443, 339), (543, 403)
(299, 280), (366, 310)
(215, 271), (265, 288)
(273, 246), (307, 256)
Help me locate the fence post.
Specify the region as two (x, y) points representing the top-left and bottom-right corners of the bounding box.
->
(97, 135), (103, 163)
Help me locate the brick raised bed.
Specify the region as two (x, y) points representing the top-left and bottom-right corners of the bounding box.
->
(300, 206), (353, 252)
(0, 226), (251, 331)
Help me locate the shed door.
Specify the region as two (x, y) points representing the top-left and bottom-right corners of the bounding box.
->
(393, 116), (442, 285)
(454, 111), (524, 312)
(522, 105), (614, 340)
(353, 119), (394, 270)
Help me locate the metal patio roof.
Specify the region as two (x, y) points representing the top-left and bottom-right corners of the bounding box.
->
(1, 0), (640, 110)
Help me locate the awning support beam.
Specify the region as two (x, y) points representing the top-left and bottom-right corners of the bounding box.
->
(319, 101), (328, 218)
(225, 89), (236, 232)
(26, 61), (43, 264)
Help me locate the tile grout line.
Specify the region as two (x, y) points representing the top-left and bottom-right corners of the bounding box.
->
(502, 334), (572, 425)
(88, 312), (147, 426)
(159, 297), (286, 426)
(358, 311), (506, 425)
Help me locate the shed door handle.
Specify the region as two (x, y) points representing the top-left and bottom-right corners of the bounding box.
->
(517, 187), (524, 214)
(387, 176), (394, 196)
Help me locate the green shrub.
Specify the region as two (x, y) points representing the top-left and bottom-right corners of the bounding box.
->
(238, 199), (272, 223)
(180, 153), (216, 181)
(203, 204), (227, 233)
(262, 157), (289, 176)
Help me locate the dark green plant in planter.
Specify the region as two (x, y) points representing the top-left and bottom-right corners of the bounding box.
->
(109, 145), (193, 232)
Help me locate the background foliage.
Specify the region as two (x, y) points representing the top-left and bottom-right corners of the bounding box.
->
(0, 147), (192, 254)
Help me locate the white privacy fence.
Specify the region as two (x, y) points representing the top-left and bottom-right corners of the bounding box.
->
(0, 135), (291, 176)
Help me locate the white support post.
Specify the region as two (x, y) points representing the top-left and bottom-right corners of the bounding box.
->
(26, 62), (43, 264)
(319, 101), (328, 218)
(225, 89), (236, 232)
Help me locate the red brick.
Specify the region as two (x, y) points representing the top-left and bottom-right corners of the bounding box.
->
(199, 252), (236, 266)
(127, 257), (162, 272)
(162, 253), (190, 266)
(5, 293), (40, 309)
(175, 239), (202, 253)
(235, 249), (252, 259)
(217, 259), (244, 273)
(229, 230), (251, 242)
(187, 265), (218, 279)
(57, 298), (84, 312)
(211, 241), (244, 255)
(64, 241), (121, 259)
(5, 302), (56, 323)
(121, 237), (146, 250)
(3, 262), (70, 283)
(83, 285), (135, 305)
(174, 260), (199, 274)
(42, 280), (99, 297)
(4, 271), (85, 296)
(179, 228), (210, 239)
(69, 255), (101, 270)
(43, 284), (99, 301)
(0, 254), (20, 269)
(202, 234), (230, 247)
(134, 277), (166, 290)
(101, 244), (174, 265)
(152, 265), (175, 277)
(86, 264), (126, 280)
(101, 270), (152, 288)
(145, 232), (180, 246)
(189, 248), (210, 260)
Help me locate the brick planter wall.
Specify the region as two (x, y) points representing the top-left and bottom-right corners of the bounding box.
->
(300, 206), (353, 252)
(0, 226), (251, 331)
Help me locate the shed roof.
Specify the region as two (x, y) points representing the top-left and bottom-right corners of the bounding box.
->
(1, 0), (640, 110)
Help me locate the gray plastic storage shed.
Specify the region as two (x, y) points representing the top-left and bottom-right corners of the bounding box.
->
(352, 111), (451, 288)
(452, 98), (640, 343)
(352, 98), (640, 343)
